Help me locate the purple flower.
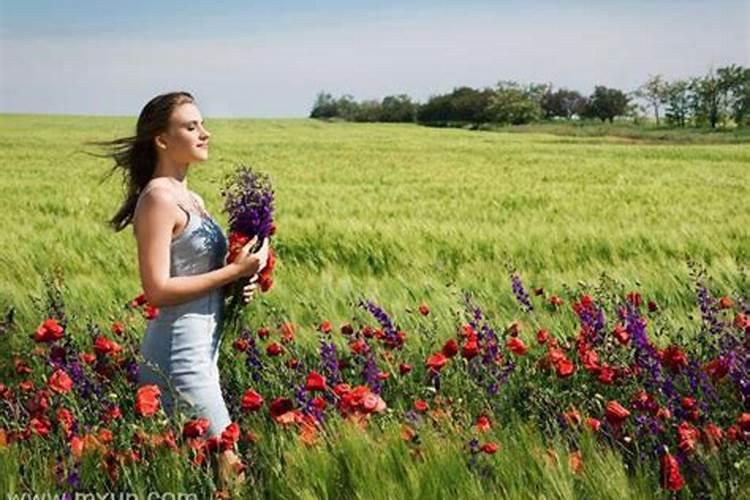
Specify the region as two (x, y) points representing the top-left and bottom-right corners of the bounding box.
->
(221, 165), (275, 241)
(510, 271), (534, 313)
(361, 300), (403, 349)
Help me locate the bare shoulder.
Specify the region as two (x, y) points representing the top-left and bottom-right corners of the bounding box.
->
(134, 184), (179, 228)
(190, 190), (207, 210)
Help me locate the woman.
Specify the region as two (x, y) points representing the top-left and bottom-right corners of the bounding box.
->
(95, 91), (268, 482)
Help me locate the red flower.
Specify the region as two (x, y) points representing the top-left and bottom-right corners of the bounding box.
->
(597, 365), (615, 385)
(581, 349), (600, 373)
(340, 323), (354, 335)
(48, 369), (73, 394)
(659, 452), (685, 492)
(279, 321), (296, 343)
(480, 442), (499, 454)
(555, 358), (576, 378)
(269, 397), (294, 419)
(182, 418), (210, 439)
(536, 329), (550, 344)
(585, 418), (601, 432)
(738, 413), (750, 432)
(32, 318), (65, 343)
(80, 352), (96, 365)
(704, 357), (729, 381)
(506, 337), (528, 356)
(549, 295), (564, 307)
(647, 300), (658, 312)
(627, 291), (643, 307)
(418, 303), (430, 316)
(475, 415), (492, 432)
(612, 323), (629, 345)
(462, 340), (479, 359)
(350, 339), (369, 355)
(241, 389), (264, 412)
(605, 400), (630, 424)
(305, 371), (327, 392)
(677, 422), (700, 453)
(220, 422), (241, 450)
(661, 345), (688, 372)
(266, 342), (283, 357)
(257, 327), (270, 339)
(232, 338), (248, 352)
(129, 292), (147, 308)
(425, 352), (449, 372)
(93, 336), (122, 356)
(134, 384), (161, 417)
(414, 400), (429, 413)
(703, 422), (723, 449)
(717, 296), (734, 309)
(318, 320), (333, 334)
(143, 305), (160, 320)
(111, 322), (125, 336)
(399, 363), (412, 375)
(29, 417), (51, 437)
(56, 408), (75, 437)
(441, 339), (459, 358)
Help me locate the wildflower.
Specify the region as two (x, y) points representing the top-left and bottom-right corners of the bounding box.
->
(441, 339), (459, 358)
(305, 371), (326, 392)
(266, 342), (283, 357)
(536, 329), (550, 344)
(418, 303), (430, 316)
(414, 400), (429, 413)
(110, 322), (125, 336)
(506, 337), (528, 356)
(134, 385), (161, 417)
(480, 442), (499, 454)
(717, 296), (734, 309)
(475, 415), (492, 432)
(241, 390), (264, 412)
(425, 352), (449, 372)
(32, 318), (64, 343)
(659, 451), (685, 492)
(605, 400), (630, 424)
(48, 369), (73, 394)
(399, 363), (412, 375)
(318, 320), (332, 334)
(93, 336), (122, 356)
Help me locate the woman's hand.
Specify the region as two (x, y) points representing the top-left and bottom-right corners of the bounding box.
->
(243, 275), (259, 304)
(230, 236), (270, 279)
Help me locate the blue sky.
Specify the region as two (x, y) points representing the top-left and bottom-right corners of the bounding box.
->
(1, 0), (747, 117)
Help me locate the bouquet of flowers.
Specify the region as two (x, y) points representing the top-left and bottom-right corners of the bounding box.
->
(221, 164), (276, 330)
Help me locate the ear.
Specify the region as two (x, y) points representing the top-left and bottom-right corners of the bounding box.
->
(154, 134), (168, 150)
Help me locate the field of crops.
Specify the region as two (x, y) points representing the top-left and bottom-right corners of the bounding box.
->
(0, 115), (748, 498)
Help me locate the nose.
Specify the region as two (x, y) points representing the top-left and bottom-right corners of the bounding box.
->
(200, 124), (211, 140)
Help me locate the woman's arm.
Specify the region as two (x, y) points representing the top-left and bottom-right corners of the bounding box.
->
(134, 188), (242, 307)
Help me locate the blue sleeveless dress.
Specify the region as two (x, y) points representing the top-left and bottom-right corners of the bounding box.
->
(137, 200), (232, 437)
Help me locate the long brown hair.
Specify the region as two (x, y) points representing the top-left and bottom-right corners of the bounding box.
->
(89, 91), (195, 231)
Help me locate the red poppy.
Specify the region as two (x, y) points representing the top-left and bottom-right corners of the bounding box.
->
(143, 305), (159, 320)
(93, 336), (122, 356)
(555, 358), (576, 378)
(506, 321), (522, 337)
(305, 371), (327, 392)
(581, 349), (600, 372)
(318, 320), (333, 334)
(627, 292), (643, 307)
(536, 329), (550, 344)
(425, 352), (449, 372)
(350, 339), (369, 355)
(677, 422), (699, 453)
(29, 417), (51, 437)
(563, 408), (581, 427)
(460, 324), (476, 338)
(32, 318), (65, 343)
(441, 339), (459, 358)
(232, 338), (248, 352)
(549, 295), (564, 307)
(475, 415), (492, 432)
(241, 389), (264, 412)
(480, 442), (499, 454)
(414, 400), (429, 413)
(738, 413), (750, 431)
(703, 422), (723, 449)
(704, 357), (729, 381)
(661, 345), (688, 372)
(659, 452), (685, 492)
(647, 300), (658, 312)
(506, 337), (528, 356)
(462, 340), (480, 359)
(280, 321), (296, 343)
(111, 322), (125, 336)
(612, 324), (629, 345)
(418, 303), (430, 316)
(585, 418), (601, 432)
(597, 365), (615, 385)
(340, 323), (354, 335)
(103, 406), (122, 422)
(134, 384), (161, 417)
(48, 369), (73, 394)
(56, 408), (75, 437)
(257, 327), (270, 339)
(269, 397), (294, 419)
(80, 352), (96, 365)
(717, 296), (734, 309)
(129, 293), (147, 308)
(266, 342), (283, 357)
(220, 422), (241, 450)
(605, 400), (630, 423)
(399, 363), (412, 375)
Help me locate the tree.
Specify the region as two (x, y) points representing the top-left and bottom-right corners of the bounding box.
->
(380, 94), (417, 122)
(664, 80), (692, 127)
(587, 86), (630, 123)
(352, 100), (382, 122)
(635, 74), (669, 126)
(541, 88), (585, 119)
(717, 64), (750, 126)
(690, 69), (725, 128)
(487, 81), (545, 125)
(310, 92), (339, 119)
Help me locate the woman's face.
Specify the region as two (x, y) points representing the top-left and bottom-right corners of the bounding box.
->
(156, 102), (211, 164)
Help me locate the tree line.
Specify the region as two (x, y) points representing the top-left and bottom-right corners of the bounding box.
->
(309, 64), (749, 129)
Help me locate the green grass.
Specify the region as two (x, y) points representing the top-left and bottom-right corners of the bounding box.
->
(1, 115), (747, 342)
(0, 114), (748, 497)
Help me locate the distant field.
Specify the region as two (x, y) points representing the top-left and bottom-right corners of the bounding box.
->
(0, 115), (748, 343)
